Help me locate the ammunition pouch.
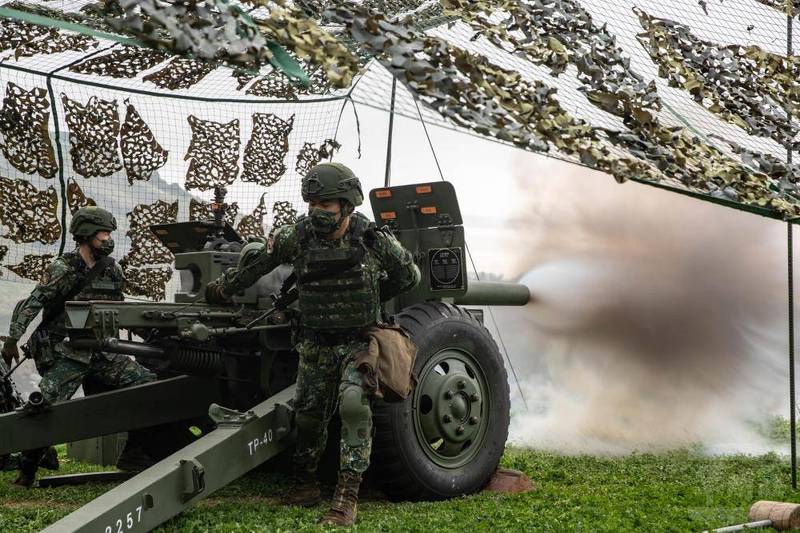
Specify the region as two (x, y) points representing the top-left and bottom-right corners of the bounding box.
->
(26, 327), (55, 370)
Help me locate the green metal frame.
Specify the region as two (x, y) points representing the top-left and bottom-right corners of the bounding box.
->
(0, 376), (222, 455)
(43, 386), (295, 533)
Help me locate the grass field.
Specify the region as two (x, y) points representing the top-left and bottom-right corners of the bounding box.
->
(2, 437), (799, 533)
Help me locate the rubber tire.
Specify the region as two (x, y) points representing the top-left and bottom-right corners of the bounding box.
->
(371, 302), (510, 501)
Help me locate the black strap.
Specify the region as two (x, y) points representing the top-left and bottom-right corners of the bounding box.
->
(297, 247), (365, 284)
(41, 255), (114, 325)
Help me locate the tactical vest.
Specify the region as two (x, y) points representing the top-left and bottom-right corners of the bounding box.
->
(41, 252), (124, 337)
(294, 214), (381, 331)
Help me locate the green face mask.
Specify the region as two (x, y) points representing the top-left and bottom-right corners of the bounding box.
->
(309, 208), (341, 235)
(93, 237), (115, 258)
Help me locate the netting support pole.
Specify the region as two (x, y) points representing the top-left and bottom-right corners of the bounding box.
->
(41, 44), (117, 254)
(790, 222), (797, 490)
(384, 77), (397, 188)
(787, 12), (797, 491)
(44, 74), (67, 255)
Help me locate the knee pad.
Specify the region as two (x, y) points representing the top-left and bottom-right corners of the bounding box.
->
(339, 385), (372, 447)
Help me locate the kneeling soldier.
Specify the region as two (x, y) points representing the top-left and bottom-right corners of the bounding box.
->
(1, 206), (157, 488)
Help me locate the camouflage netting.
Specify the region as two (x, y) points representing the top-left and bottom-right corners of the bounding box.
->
(0, 82), (57, 178)
(0, 0), (798, 299)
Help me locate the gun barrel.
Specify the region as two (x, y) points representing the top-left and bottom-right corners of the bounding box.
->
(454, 281), (531, 306)
(66, 338), (166, 358)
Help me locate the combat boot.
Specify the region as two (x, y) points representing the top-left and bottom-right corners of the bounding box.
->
(318, 471), (361, 527)
(39, 446), (59, 471)
(116, 431), (155, 472)
(281, 470), (322, 507)
(10, 450), (41, 489)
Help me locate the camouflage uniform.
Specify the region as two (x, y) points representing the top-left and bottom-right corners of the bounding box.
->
(8, 251), (155, 404)
(215, 211), (420, 475)
(4, 207), (157, 485)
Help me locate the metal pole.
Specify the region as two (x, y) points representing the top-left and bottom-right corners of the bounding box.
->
(787, 12), (796, 491)
(384, 77), (397, 187)
(790, 222), (797, 490)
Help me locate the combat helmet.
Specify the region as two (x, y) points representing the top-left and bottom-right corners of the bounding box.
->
(69, 206), (117, 238)
(301, 163), (364, 207)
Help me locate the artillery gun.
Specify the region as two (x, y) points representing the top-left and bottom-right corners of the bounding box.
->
(0, 181), (530, 532)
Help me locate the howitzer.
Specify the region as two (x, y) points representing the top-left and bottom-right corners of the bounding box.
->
(0, 181), (531, 532)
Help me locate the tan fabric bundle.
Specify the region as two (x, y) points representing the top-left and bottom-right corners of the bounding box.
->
(355, 324), (417, 402)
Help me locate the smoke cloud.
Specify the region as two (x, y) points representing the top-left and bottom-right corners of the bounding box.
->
(500, 155), (791, 454)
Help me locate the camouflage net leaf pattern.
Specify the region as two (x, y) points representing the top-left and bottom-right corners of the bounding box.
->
(6, 254), (54, 282)
(635, 8), (800, 151)
(444, 0), (661, 120)
(0, 82), (57, 179)
(106, 0), (272, 71)
(189, 198), (239, 225)
(120, 262), (172, 301)
(325, 4), (800, 218)
(0, 19), (50, 52)
(142, 57), (216, 90)
(755, 0), (800, 16)
(0, 175), (60, 244)
(234, 58), (333, 98)
(709, 134), (800, 183)
(123, 199), (178, 267)
(120, 101), (169, 184)
(295, 138), (340, 176)
(249, 1), (361, 88)
(67, 177), (96, 214)
(241, 113), (294, 186)
(69, 45), (169, 78)
(184, 115), (240, 191)
(62, 94), (123, 178)
(12, 31), (97, 59)
(236, 193), (268, 240)
(272, 200), (297, 229)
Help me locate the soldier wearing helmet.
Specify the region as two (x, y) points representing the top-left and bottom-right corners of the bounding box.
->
(206, 162), (420, 526)
(1, 206), (157, 488)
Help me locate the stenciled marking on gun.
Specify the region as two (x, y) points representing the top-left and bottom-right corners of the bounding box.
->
(247, 429), (274, 456)
(104, 505), (143, 533)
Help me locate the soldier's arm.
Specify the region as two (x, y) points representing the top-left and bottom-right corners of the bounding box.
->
(217, 225), (299, 297)
(371, 228), (421, 302)
(8, 258), (74, 341)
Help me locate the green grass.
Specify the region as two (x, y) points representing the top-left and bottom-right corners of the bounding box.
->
(1, 445), (799, 532)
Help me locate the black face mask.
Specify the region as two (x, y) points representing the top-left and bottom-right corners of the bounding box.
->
(92, 237), (114, 259)
(308, 208), (341, 234)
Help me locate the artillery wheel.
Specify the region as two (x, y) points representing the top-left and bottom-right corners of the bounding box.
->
(371, 302), (510, 500)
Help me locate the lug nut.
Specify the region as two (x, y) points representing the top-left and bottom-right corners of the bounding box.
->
(469, 416), (479, 425)
(456, 425), (465, 435)
(457, 380), (466, 390)
(469, 393), (479, 402)
(442, 414), (452, 423)
(444, 390), (453, 400)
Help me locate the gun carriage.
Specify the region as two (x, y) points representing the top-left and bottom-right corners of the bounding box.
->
(0, 181), (530, 532)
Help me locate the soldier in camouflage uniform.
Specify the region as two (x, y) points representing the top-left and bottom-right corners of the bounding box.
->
(1, 206), (157, 488)
(205, 162), (420, 526)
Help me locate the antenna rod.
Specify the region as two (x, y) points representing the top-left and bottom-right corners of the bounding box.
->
(384, 77), (397, 188)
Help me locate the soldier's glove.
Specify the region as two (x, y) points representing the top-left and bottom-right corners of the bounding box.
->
(2, 339), (19, 367)
(204, 281), (231, 304)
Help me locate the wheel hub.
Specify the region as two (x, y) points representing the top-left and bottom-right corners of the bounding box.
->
(413, 349), (489, 468)
(435, 374), (480, 442)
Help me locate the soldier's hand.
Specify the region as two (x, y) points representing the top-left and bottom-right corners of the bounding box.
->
(204, 281), (230, 304)
(2, 338), (19, 367)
